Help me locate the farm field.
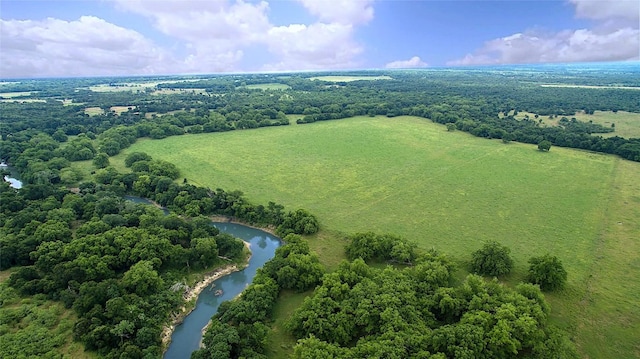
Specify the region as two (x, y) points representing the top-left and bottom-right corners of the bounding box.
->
(114, 115), (640, 358)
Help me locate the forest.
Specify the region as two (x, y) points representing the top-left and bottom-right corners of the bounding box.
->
(1, 65), (639, 358)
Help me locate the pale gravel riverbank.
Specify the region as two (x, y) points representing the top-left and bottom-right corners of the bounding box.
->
(161, 241), (252, 350)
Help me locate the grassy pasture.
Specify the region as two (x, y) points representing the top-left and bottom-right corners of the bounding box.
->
(540, 84), (640, 90)
(244, 83), (291, 90)
(84, 106), (136, 116)
(308, 75), (393, 82)
(0, 99), (46, 103)
(0, 91), (34, 98)
(113, 116), (639, 358)
(151, 88), (208, 95)
(514, 110), (640, 139)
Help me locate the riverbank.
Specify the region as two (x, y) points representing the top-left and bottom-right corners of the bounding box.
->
(161, 241), (252, 350)
(209, 215), (278, 237)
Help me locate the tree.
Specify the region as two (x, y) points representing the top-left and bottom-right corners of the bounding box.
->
(446, 123), (456, 132)
(124, 152), (152, 167)
(526, 254), (567, 291)
(122, 260), (163, 296)
(93, 152), (110, 169)
(470, 241), (514, 276)
(538, 140), (551, 152)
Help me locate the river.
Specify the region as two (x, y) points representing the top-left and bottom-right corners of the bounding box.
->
(123, 196), (281, 359)
(164, 223), (280, 359)
(0, 162), (22, 189)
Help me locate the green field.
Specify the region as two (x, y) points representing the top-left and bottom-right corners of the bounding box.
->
(540, 84), (640, 90)
(514, 110), (640, 139)
(308, 75), (393, 82)
(0, 91), (34, 98)
(244, 83), (291, 90)
(113, 115), (640, 358)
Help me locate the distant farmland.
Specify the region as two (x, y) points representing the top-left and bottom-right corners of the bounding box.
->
(114, 115), (640, 358)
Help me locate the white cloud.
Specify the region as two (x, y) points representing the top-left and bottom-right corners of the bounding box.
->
(296, 0), (374, 25)
(113, 0), (371, 73)
(264, 23), (363, 71)
(569, 0), (639, 21)
(0, 0), (375, 77)
(112, 0), (271, 72)
(449, 28), (639, 66)
(0, 16), (173, 78)
(449, 0), (640, 66)
(385, 56), (428, 69)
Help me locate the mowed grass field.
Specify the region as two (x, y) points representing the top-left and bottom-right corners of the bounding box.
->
(113, 115), (640, 358)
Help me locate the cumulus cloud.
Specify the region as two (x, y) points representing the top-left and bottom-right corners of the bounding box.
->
(0, 0), (375, 77)
(569, 0), (639, 21)
(296, 0), (374, 25)
(449, 28), (639, 66)
(0, 16), (173, 78)
(112, 0), (271, 72)
(385, 56), (428, 69)
(264, 23), (363, 71)
(114, 0), (371, 73)
(449, 0), (640, 66)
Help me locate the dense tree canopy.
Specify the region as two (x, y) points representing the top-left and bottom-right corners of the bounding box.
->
(288, 256), (577, 359)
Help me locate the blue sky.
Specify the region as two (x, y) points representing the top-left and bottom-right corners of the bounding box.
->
(1, 0), (638, 78)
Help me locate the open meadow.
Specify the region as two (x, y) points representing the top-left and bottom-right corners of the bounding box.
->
(244, 83), (291, 90)
(308, 75), (393, 82)
(112, 115), (640, 358)
(514, 110), (640, 139)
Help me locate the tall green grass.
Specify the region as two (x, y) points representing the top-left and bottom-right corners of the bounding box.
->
(113, 115), (639, 358)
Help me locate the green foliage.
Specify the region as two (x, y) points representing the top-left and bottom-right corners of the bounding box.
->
(287, 258), (577, 358)
(538, 140), (552, 151)
(261, 234), (324, 292)
(527, 254), (568, 291)
(345, 232), (418, 264)
(92, 152), (110, 169)
(195, 235), (324, 359)
(124, 151), (152, 167)
(0, 284), (89, 358)
(277, 209), (319, 236)
(1, 184), (250, 358)
(470, 241), (514, 277)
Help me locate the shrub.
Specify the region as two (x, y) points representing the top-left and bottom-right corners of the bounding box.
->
(471, 241), (514, 276)
(526, 254), (567, 291)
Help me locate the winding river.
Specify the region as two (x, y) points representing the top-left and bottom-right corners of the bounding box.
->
(124, 197), (281, 359)
(164, 223), (280, 359)
(4, 168), (277, 357)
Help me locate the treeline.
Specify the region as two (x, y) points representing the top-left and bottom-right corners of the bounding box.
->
(287, 254), (577, 358)
(192, 231), (574, 359)
(192, 234), (325, 359)
(3, 70), (639, 164)
(120, 152), (319, 237)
